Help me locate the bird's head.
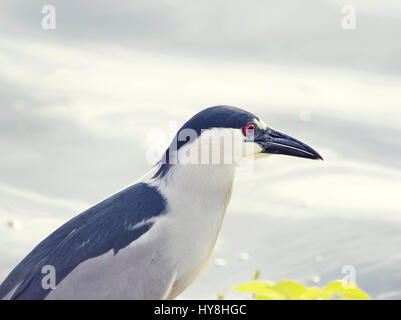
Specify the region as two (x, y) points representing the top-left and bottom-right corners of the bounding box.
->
(154, 105), (322, 178)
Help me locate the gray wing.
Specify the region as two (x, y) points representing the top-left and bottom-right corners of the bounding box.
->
(0, 182), (166, 300)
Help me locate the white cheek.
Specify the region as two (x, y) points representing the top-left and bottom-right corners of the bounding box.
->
(175, 128), (269, 166)
(241, 142), (266, 162)
(241, 141), (260, 157)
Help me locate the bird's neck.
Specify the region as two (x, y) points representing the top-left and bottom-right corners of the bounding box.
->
(154, 163), (237, 213)
(163, 163), (236, 192)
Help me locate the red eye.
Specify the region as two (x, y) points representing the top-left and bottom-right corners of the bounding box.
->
(243, 123), (256, 136)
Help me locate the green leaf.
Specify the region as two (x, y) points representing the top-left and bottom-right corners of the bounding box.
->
(231, 279), (371, 300)
(232, 280), (308, 300)
(299, 287), (333, 300)
(255, 290), (287, 300)
(272, 280), (307, 300)
(253, 270), (261, 280)
(322, 281), (371, 300)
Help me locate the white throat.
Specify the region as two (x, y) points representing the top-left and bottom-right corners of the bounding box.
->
(153, 127), (242, 207)
(159, 163), (236, 196)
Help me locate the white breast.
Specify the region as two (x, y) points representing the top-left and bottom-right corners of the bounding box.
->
(153, 162), (236, 298)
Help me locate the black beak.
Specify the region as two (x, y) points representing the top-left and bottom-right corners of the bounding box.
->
(254, 128), (323, 160)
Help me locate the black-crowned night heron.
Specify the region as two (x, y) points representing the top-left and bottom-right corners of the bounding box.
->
(0, 105), (322, 299)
